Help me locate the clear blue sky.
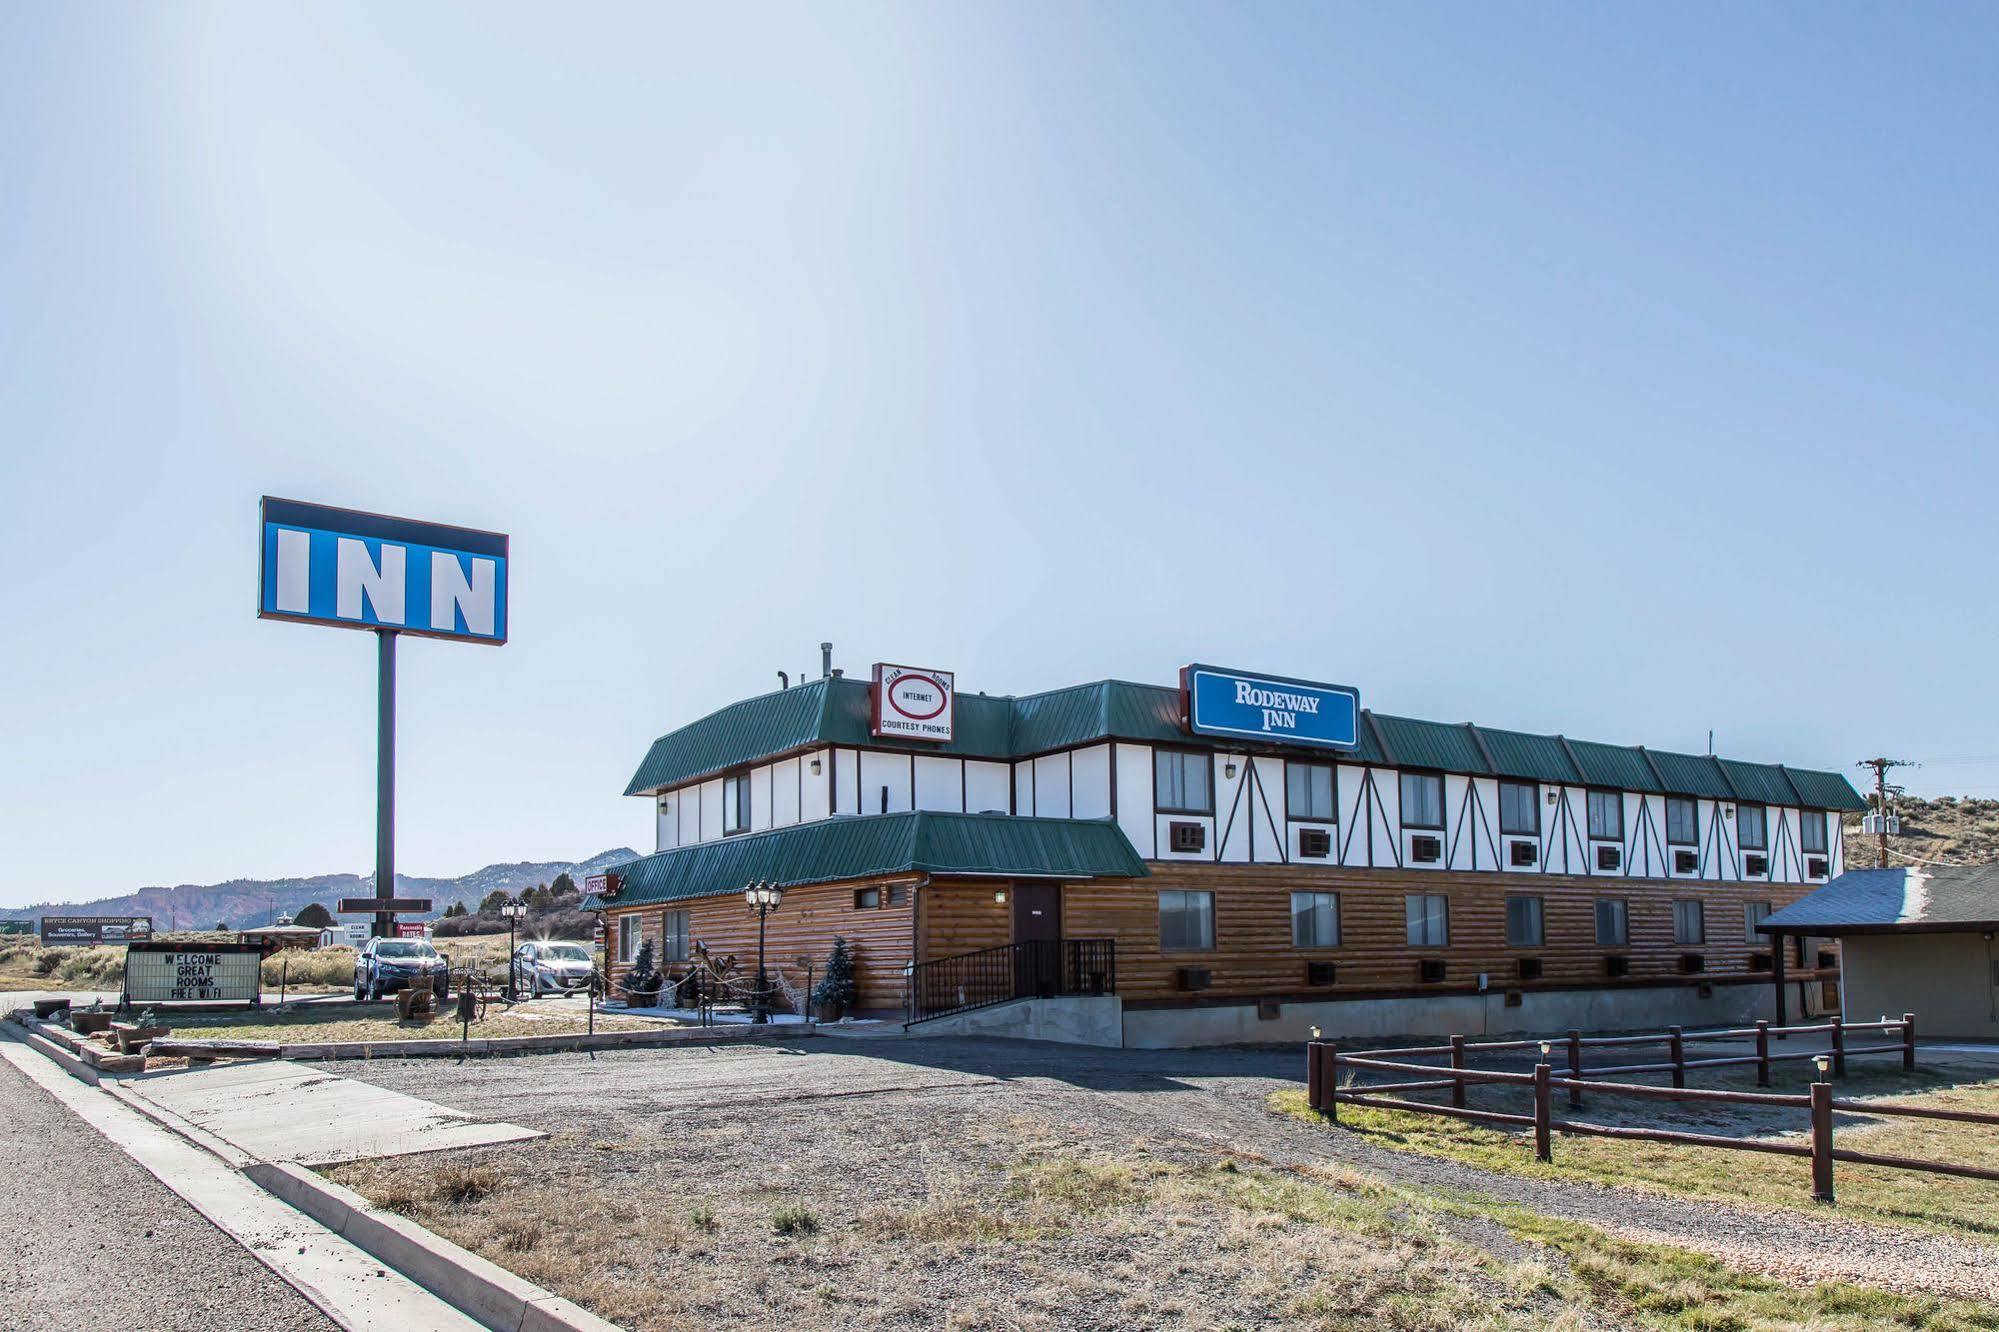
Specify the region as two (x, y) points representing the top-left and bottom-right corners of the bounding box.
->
(4, 5), (1995, 907)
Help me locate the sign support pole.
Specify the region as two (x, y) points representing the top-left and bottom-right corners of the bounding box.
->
(376, 628), (397, 940)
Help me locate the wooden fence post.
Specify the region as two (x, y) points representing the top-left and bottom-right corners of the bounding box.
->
(1533, 1061), (1552, 1163)
(1567, 1029), (1583, 1109)
(1903, 1013), (1917, 1073)
(1669, 1025), (1685, 1090)
(1755, 1020), (1770, 1087)
(1450, 1034), (1467, 1110)
(1324, 1043), (1338, 1124)
(1307, 1040), (1324, 1115)
(1810, 1079), (1835, 1203)
(1830, 1016), (1845, 1079)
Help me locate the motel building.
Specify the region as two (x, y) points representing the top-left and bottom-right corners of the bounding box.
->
(586, 662), (1868, 1047)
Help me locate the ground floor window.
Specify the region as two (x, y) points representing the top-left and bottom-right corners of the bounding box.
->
(617, 914), (641, 964)
(1158, 889), (1215, 951)
(661, 909), (690, 962)
(1595, 898), (1629, 947)
(1405, 893), (1449, 947)
(1290, 891), (1339, 947)
(1505, 895), (1544, 948)
(1674, 899), (1706, 946)
(1743, 901), (1773, 944)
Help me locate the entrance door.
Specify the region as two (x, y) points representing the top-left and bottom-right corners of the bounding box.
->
(1011, 883), (1062, 999)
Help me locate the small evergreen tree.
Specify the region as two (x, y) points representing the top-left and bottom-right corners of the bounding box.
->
(811, 937), (858, 1015)
(522, 882), (553, 910)
(623, 938), (662, 1003)
(214, 921), (229, 932)
(550, 872), (578, 902)
(478, 889), (512, 915)
(294, 902), (335, 929)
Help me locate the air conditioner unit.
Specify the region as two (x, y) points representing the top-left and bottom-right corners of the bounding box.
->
(1680, 953), (1706, 974)
(1516, 957), (1543, 981)
(1509, 840), (1537, 868)
(1410, 835), (1442, 864)
(1817, 950), (1837, 970)
(1749, 952), (1774, 972)
(1305, 961), (1336, 986)
(1604, 955), (1630, 978)
(1674, 850), (1698, 874)
(1176, 966), (1212, 991)
(1806, 856), (1828, 879)
(1596, 845), (1621, 871)
(1418, 958), (1447, 983)
(1169, 821), (1206, 854)
(1257, 999), (1282, 1021)
(1744, 854), (1768, 877)
(1298, 828), (1332, 859)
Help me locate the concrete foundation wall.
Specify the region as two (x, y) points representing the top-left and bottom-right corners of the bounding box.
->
(1842, 933), (1999, 1041)
(910, 995), (1125, 1047)
(1120, 983), (1775, 1049)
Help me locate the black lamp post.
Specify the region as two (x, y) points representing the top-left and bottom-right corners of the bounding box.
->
(499, 899), (527, 1000)
(743, 880), (785, 1024)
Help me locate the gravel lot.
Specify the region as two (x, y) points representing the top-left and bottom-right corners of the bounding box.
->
(329, 1032), (1999, 1325)
(0, 1052), (335, 1332)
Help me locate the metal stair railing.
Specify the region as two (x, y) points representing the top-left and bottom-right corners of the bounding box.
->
(904, 938), (1116, 1026)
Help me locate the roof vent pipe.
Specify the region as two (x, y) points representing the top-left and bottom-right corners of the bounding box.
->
(821, 641), (833, 678)
(778, 671), (789, 690)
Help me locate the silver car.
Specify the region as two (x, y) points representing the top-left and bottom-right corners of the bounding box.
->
(354, 937), (450, 1001)
(511, 941), (594, 998)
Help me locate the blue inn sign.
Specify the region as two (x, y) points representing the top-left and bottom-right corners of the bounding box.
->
(1179, 664), (1360, 750)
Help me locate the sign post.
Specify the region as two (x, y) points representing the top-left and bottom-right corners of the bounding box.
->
(259, 498), (508, 938)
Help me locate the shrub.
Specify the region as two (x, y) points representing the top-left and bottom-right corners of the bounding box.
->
(811, 937), (858, 1013)
(770, 1204), (819, 1236)
(262, 948), (355, 988)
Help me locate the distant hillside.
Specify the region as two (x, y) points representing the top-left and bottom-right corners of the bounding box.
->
(1841, 796), (1999, 869)
(0, 848), (638, 930)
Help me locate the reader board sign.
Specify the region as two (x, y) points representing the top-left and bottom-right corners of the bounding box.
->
(1179, 665), (1360, 750)
(40, 915), (154, 947)
(871, 663), (955, 742)
(259, 497), (509, 645)
(124, 942), (263, 1005)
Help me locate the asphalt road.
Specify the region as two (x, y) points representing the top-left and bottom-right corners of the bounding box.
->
(0, 1053), (335, 1332)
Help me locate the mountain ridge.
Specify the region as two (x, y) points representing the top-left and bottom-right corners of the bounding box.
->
(0, 848), (638, 929)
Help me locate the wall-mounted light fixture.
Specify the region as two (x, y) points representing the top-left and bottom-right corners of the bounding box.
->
(993, 889), (1008, 904)
(810, 757), (823, 776)
(658, 796), (671, 813)
(1224, 760), (1237, 780)
(1546, 790), (1559, 805)
(1723, 805), (1736, 818)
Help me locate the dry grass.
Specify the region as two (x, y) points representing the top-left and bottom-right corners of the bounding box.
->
(163, 1004), (655, 1045)
(1273, 1057), (1999, 1241)
(0, 942), (127, 990)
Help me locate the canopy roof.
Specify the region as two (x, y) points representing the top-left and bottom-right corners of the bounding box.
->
(587, 811), (1149, 910)
(1759, 866), (1999, 935)
(625, 676), (1867, 812)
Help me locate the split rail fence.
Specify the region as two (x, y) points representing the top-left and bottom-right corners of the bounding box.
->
(1304, 1013), (1999, 1203)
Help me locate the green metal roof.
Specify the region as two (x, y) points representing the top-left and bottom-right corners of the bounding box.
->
(624, 676), (1866, 811)
(1371, 715), (1486, 773)
(1474, 727), (1581, 784)
(1568, 738), (1662, 792)
(587, 812), (1149, 909)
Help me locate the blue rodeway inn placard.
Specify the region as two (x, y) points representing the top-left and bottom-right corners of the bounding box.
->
(1180, 665), (1360, 749)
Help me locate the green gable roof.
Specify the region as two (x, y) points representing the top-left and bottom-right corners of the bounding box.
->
(624, 677), (1866, 812)
(588, 812), (1149, 909)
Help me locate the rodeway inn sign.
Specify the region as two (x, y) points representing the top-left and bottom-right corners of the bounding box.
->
(1180, 664), (1360, 750)
(258, 497), (509, 643)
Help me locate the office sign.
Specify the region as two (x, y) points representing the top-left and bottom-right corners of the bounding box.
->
(124, 942), (263, 1004)
(1180, 665), (1360, 750)
(871, 664), (955, 742)
(40, 915), (154, 947)
(259, 497), (509, 644)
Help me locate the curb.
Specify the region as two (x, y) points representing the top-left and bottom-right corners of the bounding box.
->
(149, 1020), (817, 1063)
(250, 1163), (619, 1332)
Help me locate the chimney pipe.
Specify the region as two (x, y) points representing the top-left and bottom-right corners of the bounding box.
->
(777, 671), (789, 690)
(820, 641), (833, 678)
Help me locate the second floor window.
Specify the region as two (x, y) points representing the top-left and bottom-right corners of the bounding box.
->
(661, 909), (690, 962)
(1291, 892), (1340, 947)
(1666, 797), (1698, 846)
(1595, 898), (1629, 947)
(723, 774), (750, 835)
(1155, 750), (1213, 814)
(1400, 772), (1445, 829)
(1587, 790), (1623, 841)
(1499, 781), (1539, 836)
(1737, 804), (1767, 850)
(1674, 899), (1706, 946)
(1800, 811), (1828, 855)
(1286, 763), (1335, 822)
(1506, 895), (1545, 947)
(1405, 893), (1449, 947)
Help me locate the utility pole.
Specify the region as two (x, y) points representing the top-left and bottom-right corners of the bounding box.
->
(1856, 757), (1913, 868)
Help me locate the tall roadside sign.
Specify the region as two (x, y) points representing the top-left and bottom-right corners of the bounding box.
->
(258, 497), (508, 938)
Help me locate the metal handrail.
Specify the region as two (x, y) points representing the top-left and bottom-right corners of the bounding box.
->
(904, 938), (1116, 1026)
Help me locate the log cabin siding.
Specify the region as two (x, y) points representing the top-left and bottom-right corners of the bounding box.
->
(1051, 864), (1837, 1005)
(603, 876), (919, 1013)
